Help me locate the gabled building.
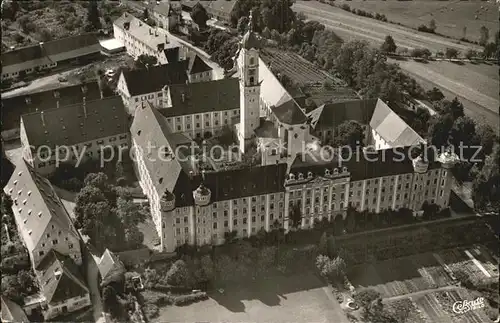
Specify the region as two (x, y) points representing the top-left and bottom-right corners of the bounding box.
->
(160, 78), (240, 139)
(1, 297), (29, 323)
(113, 13), (186, 64)
(98, 249), (126, 289)
(181, 0), (239, 24)
(185, 52), (213, 83)
(149, 1), (182, 31)
(36, 250), (90, 320)
(116, 61), (189, 114)
(1, 34), (102, 81)
(1, 81), (103, 141)
(3, 161), (82, 268)
(20, 96), (130, 175)
(369, 99), (426, 150)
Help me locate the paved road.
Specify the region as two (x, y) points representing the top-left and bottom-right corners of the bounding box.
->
(83, 246), (106, 323)
(293, 1), (483, 53)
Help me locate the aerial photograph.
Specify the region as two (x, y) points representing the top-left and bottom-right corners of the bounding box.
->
(0, 0), (498, 322)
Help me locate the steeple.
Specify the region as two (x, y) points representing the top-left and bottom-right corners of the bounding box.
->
(241, 10), (260, 50)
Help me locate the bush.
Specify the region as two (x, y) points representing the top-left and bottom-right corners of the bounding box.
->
(172, 292), (208, 306)
(142, 303), (159, 319)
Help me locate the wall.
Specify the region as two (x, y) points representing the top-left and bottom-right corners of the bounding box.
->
(24, 132), (130, 176)
(188, 70), (212, 83)
(44, 294), (91, 320)
(164, 109), (240, 139)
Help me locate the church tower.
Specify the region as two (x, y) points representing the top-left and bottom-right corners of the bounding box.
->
(237, 11), (261, 153)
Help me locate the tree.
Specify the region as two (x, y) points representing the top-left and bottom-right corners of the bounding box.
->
(427, 114), (453, 148)
(445, 47), (459, 60)
(289, 203), (302, 228)
(86, 0), (102, 31)
(237, 16), (249, 35)
(476, 123), (498, 156)
(333, 120), (365, 149)
(262, 26), (271, 39)
(429, 19), (436, 32)
(443, 97), (465, 120)
(318, 232), (328, 256)
(326, 235), (337, 258)
(142, 8), (149, 21)
(354, 288), (381, 307)
(166, 260), (191, 287)
(465, 49), (477, 60)
(102, 285), (120, 317)
(450, 116), (476, 148)
(479, 26), (490, 46)
(426, 87), (445, 102)
(191, 3), (209, 29)
(381, 35), (397, 53)
(472, 144), (500, 212)
(134, 54), (158, 69)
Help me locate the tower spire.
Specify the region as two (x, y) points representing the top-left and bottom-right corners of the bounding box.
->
(248, 9), (254, 32)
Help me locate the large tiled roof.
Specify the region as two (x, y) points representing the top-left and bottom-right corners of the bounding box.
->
(308, 99), (378, 130)
(181, 0), (237, 15)
(369, 99), (425, 148)
(1, 296), (29, 323)
(37, 250), (88, 305)
(1, 81), (102, 131)
(131, 101), (196, 206)
(289, 146), (441, 182)
(271, 100), (307, 125)
(3, 161), (79, 254)
(113, 14), (179, 53)
(1, 34), (101, 73)
(159, 78), (239, 118)
(194, 164), (287, 202)
(21, 96), (129, 149)
(186, 53), (212, 75)
(121, 61), (188, 96)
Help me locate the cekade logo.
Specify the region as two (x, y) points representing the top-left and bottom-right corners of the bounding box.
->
(452, 297), (485, 314)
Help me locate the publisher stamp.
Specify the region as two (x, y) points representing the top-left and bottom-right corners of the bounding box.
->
(452, 297), (485, 314)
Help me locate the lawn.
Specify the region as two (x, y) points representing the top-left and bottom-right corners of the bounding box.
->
(152, 272), (350, 323)
(330, 0), (498, 42)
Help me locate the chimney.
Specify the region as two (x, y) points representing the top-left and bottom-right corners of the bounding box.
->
(83, 97), (87, 118)
(181, 93), (185, 102)
(39, 42), (44, 48)
(41, 111), (45, 127)
(155, 29), (158, 37)
(149, 28), (153, 35)
(165, 35), (168, 44)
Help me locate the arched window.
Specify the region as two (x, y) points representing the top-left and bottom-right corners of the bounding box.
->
(249, 76), (254, 84)
(249, 57), (255, 65)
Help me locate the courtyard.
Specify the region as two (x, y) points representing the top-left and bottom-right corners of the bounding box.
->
(152, 272), (350, 323)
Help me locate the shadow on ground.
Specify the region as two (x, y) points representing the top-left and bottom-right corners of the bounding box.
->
(209, 272), (326, 313)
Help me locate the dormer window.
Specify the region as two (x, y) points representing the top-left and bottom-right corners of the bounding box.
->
(325, 169), (331, 176)
(307, 172), (313, 179)
(289, 173), (295, 180)
(334, 168), (339, 174)
(298, 173), (304, 180)
(342, 167), (348, 173)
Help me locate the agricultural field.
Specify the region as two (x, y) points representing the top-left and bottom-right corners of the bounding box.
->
(410, 289), (492, 323)
(294, 1), (486, 53)
(348, 245), (499, 298)
(330, 0), (498, 43)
